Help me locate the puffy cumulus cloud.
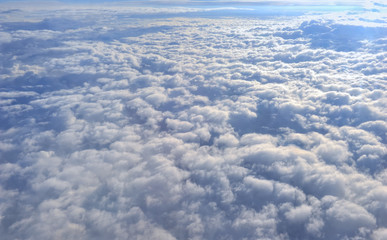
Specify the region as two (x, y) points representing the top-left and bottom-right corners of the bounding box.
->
(372, 228), (387, 240)
(0, 3), (386, 240)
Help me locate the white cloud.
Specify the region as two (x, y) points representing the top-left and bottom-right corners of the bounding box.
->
(325, 199), (376, 234)
(372, 228), (387, 240)
(0, 3), (386, 240)
(284, 204), (312, 223)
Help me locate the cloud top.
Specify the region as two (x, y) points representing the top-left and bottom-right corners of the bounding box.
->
(0, 2), (386, 240)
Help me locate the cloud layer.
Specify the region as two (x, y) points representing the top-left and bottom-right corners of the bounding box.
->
(0, 3), (386, 240)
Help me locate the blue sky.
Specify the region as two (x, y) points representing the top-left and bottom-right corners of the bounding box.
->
(0, 0), (369, 4)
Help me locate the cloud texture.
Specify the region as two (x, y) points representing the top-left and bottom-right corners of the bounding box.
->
(0, 3), (386, 240)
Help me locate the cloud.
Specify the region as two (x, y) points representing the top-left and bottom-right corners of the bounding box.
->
(372, 228), (387, 240)
(284, 204), (312, 223)
(0, 3), (386, 240)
